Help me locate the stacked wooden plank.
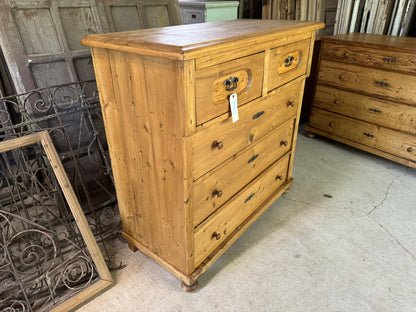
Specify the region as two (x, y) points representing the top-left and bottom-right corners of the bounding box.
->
(334, 0), (415, 36)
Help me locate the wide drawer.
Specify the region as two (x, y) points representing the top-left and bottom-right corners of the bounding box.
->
(192, 78), (302, 180)
(309, 108), (416, 161)
(193, 153), (290, 267)
(321, 42), (416, 74)
(195, 52), (264, 125)
(267, 38), (310, 91)
(193, 118), (294, 227)
(313, 84), (416, 135)
(318, 60), (416, 106)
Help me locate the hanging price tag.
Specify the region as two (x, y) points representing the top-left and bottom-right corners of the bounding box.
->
(229, 93), (239, 123)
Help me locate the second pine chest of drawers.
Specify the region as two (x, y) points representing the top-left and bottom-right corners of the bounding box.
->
(307, 33), (416, 168)
(83, 19), (323, 290)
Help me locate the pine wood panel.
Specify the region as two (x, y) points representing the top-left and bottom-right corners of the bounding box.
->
(313, 84), (416, 135)
(309, 108), (416, 162)
(267, 38), (311, 91)
(92, 48), (191, 273)
(193, 118), (294, 227)
(82, 19), (324, 60)
(193, 153), (290, 267)
(192, 79), (302, 180)
(318, 60), (416, 106)
(195, 53), (264, 125)
(320, 41), (416, 74)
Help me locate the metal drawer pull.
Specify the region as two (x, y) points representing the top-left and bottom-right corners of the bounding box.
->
(212, 140), (223, 150)
(223, 76), (239, 92)
(280, 140), (289, 147)
(287, 100), (295, 107)
(284, 55), (295, 67)
(248, 154), (259, 164)
(382, 57), (396, 63)
(252, 111), (264, 120)
(212, 189), (223, 198)
(244, 193), (255, 203)
(375, 81), (389, 88)
(363, 133), (375, 138)
(275, 175), (283, 181)
(211, 232), (221, 240)
(407, 147), (413, 153)
(369, 108), (382, 113)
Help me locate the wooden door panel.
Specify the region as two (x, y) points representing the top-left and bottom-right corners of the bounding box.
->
(12, 7), (63, 55)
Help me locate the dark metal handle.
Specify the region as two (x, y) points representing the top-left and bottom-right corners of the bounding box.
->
(375, 81), (389, 87)
(252, 111), (264, 120)
(280, 140), (289, 147)
(275, 175), (283, 181)
(284, 55), (295, 67)
(407, 147), (413, 153)
(223, 76), (239, 92)
(248, 154), (259, 164)
(211, 232), (221, 240)
(212, 140), (223, 150)
(363, 133), (374, 138)
(244, 193), (255, 203)
(212, 189), (223, 198)
(287, 100), (295, 107)
(369, 108), (382, 113)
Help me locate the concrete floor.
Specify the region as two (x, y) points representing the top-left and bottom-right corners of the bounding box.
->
(78, 126), (416, 312)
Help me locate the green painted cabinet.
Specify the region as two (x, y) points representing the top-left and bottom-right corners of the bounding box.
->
(179, 1), (239, 24)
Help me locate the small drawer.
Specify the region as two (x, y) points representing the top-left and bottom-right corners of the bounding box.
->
(192, 79), (302, 180)
(267, 38), (310, 91)
(193, 118), (294, 227)
(309, 108), (416, 161)
(318, 60), (416, 106)
(193, 153), (290, 267)
(321, 42), (416, 74)
(313, 84), (416, 135)
(195, 53), (264, 125)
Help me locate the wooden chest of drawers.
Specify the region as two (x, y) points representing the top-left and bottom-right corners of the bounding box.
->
(307, 33), (416, 168)
(83, 19), (323, 290)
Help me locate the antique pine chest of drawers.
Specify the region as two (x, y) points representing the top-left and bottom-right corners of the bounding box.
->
(83, 19), (323, 290)
(306, 33), (416, 168)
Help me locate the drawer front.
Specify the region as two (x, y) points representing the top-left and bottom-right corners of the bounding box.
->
(313, 84), (416, 135)
(193, 153), (290, 267)
(193, 119), (294, 227)
(192, 79), (302, 180)
(267, 38), (311, 91)
(321, 42), (416, 74)
(309, 108), (416, 161)
(195, 53), (264, 125)
(318, 60), (416, 106)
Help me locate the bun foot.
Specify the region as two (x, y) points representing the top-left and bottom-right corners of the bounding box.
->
(283, 187), (290, 194)
(128, 241), (138, 252)
(306, 131), (316, 138)
(181, 280), (198, 292)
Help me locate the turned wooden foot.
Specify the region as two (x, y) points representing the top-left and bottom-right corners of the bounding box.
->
(127, 241), (138, 252)
(306, 131), (316, 138)
(181, 280), (198, 292)
(283, 187), (290, 194)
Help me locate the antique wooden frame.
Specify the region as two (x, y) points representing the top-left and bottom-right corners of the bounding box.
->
(0, 131), (112, 311)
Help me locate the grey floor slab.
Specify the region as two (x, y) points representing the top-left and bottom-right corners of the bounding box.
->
(78, 128), (416, 312)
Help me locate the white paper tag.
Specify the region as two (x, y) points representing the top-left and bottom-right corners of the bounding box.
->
(229, 93), (239, 123)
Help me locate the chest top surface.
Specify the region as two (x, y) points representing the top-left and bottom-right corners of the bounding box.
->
(82, 19), (323, 58)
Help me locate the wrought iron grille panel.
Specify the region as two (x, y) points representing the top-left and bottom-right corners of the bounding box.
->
(0, 138), (101, 311)
(0, 81), (120, 269)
